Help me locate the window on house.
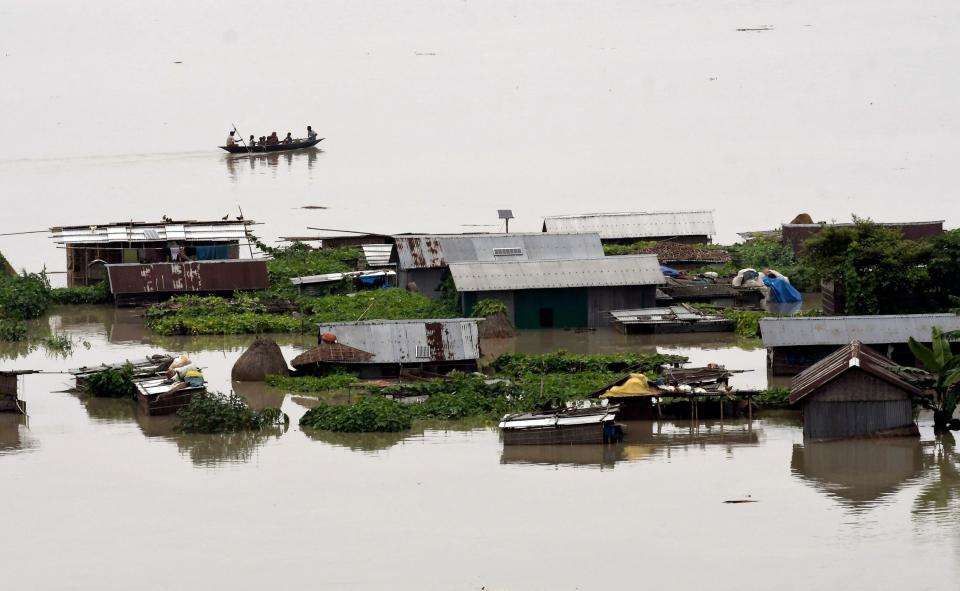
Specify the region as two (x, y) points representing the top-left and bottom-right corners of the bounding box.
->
(493, 247), (523, 257)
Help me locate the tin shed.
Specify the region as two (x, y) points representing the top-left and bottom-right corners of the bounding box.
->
(302, 319), (481, 378)
(789, 341), (923, 441)
(450, 255), (665, 329)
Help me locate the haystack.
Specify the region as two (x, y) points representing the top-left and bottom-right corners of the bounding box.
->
(478, 312), (515, 339)
(231, 337), (289, 381)
(790, 213), (814, 224)
(0, 250), (15, 276)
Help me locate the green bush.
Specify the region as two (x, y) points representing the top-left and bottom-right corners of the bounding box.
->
(176, 391), (285, 433)
(470, 298), (508, 317)
(754, 387), (791, 406)
(0, 271), (51, 320)
(300, 395), (413, 432)
(306, 288), (456, 322)
(87, 366), (137, 399)
(50, 282), (111, 305)
(0, 319), (27, 341)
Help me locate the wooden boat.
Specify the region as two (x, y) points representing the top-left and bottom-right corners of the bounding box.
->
(499, 404), (623, 445)
(219, 138), (323, 154)
(70, 354), (175, 391)
(135, 377), (205, 416)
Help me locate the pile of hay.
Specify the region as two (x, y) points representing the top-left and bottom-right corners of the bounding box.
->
(478, 312), (515, 339)
(0, 250), (15, 276)
(231, 337), (290, 381)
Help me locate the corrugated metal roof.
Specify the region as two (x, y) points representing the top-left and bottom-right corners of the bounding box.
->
(760, 314), (960, 348)
(394, 232), (603, 270)
(362, 244), (394, 267)
(789, 341), (924, 404)
(448, 255), (665, 292)
(542, 211), (715, 239)
(50, 220), (252, 244)
(313, 318), (480, 364)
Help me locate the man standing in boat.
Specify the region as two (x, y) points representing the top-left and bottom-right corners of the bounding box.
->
(226, 130), (237, 146)
(307, 125), (317, 141)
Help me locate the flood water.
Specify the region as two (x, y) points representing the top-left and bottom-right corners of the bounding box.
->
(2, 1), (960, 281)
(2, 307), (960, 589)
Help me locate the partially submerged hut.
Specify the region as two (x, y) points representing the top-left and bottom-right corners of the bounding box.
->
(450, 255), (665, 328)
(541, 210), (716, 245)
(760, 313), (960, 375)
(789, 341), (924, 441)
(294, 319), (481, 378)
(393, 232), (605, 299)
(50, 219), (254, 287)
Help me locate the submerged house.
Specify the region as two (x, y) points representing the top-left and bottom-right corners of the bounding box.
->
(789, 341), (924, 441)
(50, 220), (253, 287)
(293, 319), (481, 378)
(393, 232), (605, 299)
(450, 255), (665, 329)
(541, 210), (715, 245)
(759, 313), (960, 375)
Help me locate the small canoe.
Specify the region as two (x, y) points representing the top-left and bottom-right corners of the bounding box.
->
(499, 405), (623, 445)
(70, 354), (175, 391)
(135, 377), (205, 416)
(219, 138), (323, 154)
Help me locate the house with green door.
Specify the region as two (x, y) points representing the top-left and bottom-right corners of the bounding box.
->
(450, 255), (665, 329)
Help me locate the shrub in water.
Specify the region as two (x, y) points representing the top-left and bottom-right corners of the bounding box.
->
(0, 318), (27, 342)
(87, 366), (137, 399)
(300, 395), (412, 432)
(176, 391), (285, 433)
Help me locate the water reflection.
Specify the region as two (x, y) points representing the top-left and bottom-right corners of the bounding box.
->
(224, 147), (321, 181)
(912, 433), (960, 524)
(0, 413), (36, 455)
(791, 438), (926, 507)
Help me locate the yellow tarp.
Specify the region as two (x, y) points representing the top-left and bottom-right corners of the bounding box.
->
(600, 373), (661, 398)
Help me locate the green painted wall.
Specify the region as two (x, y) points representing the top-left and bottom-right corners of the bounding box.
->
(514, 288), (587, 329)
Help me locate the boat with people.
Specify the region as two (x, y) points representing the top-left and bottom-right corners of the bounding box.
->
(499, 403), (623, 445)
(220, 126), (324, 154)
(220, 137), (323, 154)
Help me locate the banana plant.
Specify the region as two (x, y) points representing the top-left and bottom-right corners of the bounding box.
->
(909, 328), (960, 429)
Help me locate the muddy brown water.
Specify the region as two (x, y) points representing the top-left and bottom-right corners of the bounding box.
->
(2, 307), (959, 589)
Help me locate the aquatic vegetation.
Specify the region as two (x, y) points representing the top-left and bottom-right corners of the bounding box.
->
(87, 366), (137, 399)
(470, 298), (508, 318)
(265, 372), (360, 392)
(176, 391), (286, 434)
(300, 395), (413, 432)
(490, 350), (686, 376)
(690, 305), (821, 338)
(41, 333), (73, 355)
(145, 289), (455, 336)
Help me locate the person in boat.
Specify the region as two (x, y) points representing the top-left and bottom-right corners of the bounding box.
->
(282, 132), (294, 144)
(226, 130), (237, 146)
(259, 136), (267, 145)
(248, 135), (256, 146)
(267, 131), (279, 145)
(307, 125), (317, 141)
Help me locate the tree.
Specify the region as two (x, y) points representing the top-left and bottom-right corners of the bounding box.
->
(927, 229), (960, 309)
(802, 217), (931, 314)
(908, 328), (960, 430)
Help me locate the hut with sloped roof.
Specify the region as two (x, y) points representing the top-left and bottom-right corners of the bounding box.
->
(789, 341), (924, 441)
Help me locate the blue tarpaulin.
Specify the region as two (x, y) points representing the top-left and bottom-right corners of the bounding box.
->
(194, 245), (230, 260)
(763, 276), (802, 303)
(660, 265), (681, 278)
